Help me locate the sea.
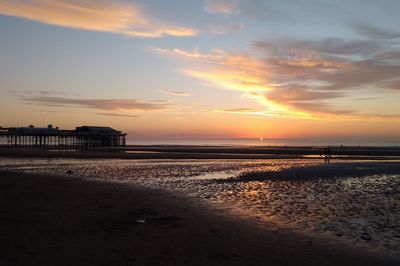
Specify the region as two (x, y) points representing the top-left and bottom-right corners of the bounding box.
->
(1, 136), (399, 147)
(126, 138), (400, 147)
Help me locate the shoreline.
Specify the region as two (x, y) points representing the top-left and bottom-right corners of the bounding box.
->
(1, 145), (400, 160)
(1, 170), (399, 265)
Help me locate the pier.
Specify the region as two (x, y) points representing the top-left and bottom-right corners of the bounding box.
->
(0, 125), (126, 148)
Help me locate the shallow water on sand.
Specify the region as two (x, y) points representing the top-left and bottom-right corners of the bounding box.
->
(1, 158), (400, 255)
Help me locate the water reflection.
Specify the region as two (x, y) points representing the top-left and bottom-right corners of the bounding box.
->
(1, 158), (400, 254)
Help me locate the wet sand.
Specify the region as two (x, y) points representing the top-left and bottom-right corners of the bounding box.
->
(0, 170), (398, 265)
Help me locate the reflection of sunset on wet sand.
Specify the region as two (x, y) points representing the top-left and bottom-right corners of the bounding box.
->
(2, 158), (400, 259)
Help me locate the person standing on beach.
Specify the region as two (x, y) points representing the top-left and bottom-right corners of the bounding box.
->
(324, 147), (331, 163)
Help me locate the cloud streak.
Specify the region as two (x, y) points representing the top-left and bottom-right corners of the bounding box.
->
(9, 89), (77, 96)
(39, 109), (139, 118)
(159, 90), (190, 96)
(204, 0), (239, 14)
(0, 0), (198, 38)
(94, 112), (139, 118)
(20, 96), (169, 111)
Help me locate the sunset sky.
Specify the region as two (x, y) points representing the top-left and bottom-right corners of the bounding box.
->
(0, 0), (399, 144)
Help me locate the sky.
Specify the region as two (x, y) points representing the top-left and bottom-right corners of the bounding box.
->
(0, 0), (400, 145)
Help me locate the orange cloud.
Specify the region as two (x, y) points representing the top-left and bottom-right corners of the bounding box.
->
(155, 47), (268, 91)
(155, 48), (313, 117)
(155, 44), (400, 121)
(0, 0), (198, 37)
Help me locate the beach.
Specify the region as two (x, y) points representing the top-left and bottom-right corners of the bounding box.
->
(1, 170), (398, 266)
(1, 146), (400, 265)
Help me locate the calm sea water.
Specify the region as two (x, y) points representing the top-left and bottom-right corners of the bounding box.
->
(1, 136), (399, 146)
(126, 138), (400, 147)
(1, 158), (400, 255)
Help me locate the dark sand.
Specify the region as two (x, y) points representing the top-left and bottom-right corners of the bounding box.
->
(0, 170), (398, 265)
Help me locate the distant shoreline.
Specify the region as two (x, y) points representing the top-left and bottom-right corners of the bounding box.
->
(0, 145), (400, 160)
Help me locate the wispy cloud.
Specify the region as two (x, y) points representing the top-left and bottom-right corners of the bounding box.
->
(214, 107), (320, 119)
(216, 107), (259, 113)
(351, 22), (400, 40)
(94, 112), (139, 118)
(0, 0), (198, 38)
(9, 89), (78, 96)
(20, 96), (169, 111)
(39, 109), (139, 118)
(208, 23), (243, 34)
(214, 106), (400, 121)
(254, 38), (383, 57)
(204, 0), (239, 14)
(159, 90), (190, 96)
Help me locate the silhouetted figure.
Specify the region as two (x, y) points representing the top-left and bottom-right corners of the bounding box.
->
(66, 170), (73, 175)
(324, 147), (331, 163)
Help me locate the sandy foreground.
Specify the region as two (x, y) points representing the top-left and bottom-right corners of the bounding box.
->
(0, 170), (399, 266)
